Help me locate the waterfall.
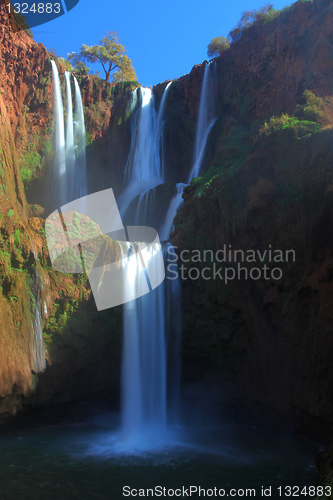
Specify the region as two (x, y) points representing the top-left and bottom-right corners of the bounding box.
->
(65, 71), (75, 202)
(121, 246), (167, 441)
(160, 183), (187, 241)
(51, 62), (87, 208)
(51, 60), (67, 206)
(120, 83), (182, 446)
(188, 61), (217, 182)
(31, 266), (46, 374)
(73, 75), (87, 199)
(159, 63), (217, 242)
(155, 81), (172, 176)
(165, 243), (182, 422)
(119, 87), (166, 218)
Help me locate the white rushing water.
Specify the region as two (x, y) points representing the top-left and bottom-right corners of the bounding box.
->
(31, 266), (46, 374)
(120, 84), (181, 448)
(119, 87), (166, 217)
(121, 245), (167, 444)
(160, 183), (187, 241)
(160, 62), (217, 242)
(73, 75), (87, 199)
(51, 60), (67, 206)
(188, 61), (217, 183)
(120, 65), (217, 443)
(51, 62), (87, 207)
(65, 71), (75, 202)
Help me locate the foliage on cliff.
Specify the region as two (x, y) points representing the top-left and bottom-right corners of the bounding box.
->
(68, 32), (137, 83)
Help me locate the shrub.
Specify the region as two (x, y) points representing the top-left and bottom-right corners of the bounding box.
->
(19, 148), (42, 188)
(295, 90), (333, 126)
(260, 114), (320, 137)
(59, 57), (74, 72)
(228, 4), (280, 42)
(207, 36), (231, 58)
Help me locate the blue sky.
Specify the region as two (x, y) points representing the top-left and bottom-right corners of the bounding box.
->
(32, 0), (293, 87)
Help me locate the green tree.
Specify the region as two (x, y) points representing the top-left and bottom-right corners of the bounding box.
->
(111, 55), (137, 82)
(70, 32), (137, 83)
(67, 52), (91, 76)
(207, 36), (230, 58)
(59, 57), (75, 72)
(229, 4), (275, 42)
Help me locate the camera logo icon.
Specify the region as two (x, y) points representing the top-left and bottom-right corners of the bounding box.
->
(45, 188), (165, 311)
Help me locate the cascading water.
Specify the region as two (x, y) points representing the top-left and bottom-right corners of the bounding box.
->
(31, 263), (46, 374)
(120, 84), (181, 447)
(51, 62), (87, 207)
(159, 62), (217, 242)
(51, 60), (67, 206)
(188, 61), (217, 182)
(36, 65), (87, 369)
(119, 87), (165, 218)
(160, 183), (187, 241)
(65, 71), (75, 202)
(121, 245), (167, 444)
(73, 75), (87, 199)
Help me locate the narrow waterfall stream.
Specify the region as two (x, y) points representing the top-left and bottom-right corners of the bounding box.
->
(188, 61), (217, 182)
(73, 75), (87, 200)
(160, 62), (218, 241)
(31, 265), (46, 374)
(65, 71), (75, 202)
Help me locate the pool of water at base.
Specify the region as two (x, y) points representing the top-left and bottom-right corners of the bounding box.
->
(0, 413), (319, 500)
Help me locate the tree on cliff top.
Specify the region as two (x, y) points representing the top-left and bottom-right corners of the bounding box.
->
(207, 36), (230, 58)
(228, 3), (276, 42)
(68, 32), (137, 83)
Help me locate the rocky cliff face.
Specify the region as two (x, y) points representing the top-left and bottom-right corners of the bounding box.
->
(169, 0), (333, 435)
(214, 0), (333, 122)
(172, 127), (333, 434)
(0, 5), (124, 419)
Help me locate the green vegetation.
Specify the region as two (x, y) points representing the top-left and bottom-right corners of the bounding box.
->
(229, 3), (282, 42)
(13, 229), (21, 249)
(207, 36), (231, 58)
(260, 91), (333, 138)
(68, 32), (137, 83)
(19, 134), (52, 189)
(19, 147), (42, 187)
(64, 53), (91, 77)
(13, 12), (34, 38)
(191, 125), (251, 198)
(0, 156), (7, 196)
(260, 114), (320, 137)
(7, 209), (14, 219)
(58, 57), (75, 72)
(295, 90), (333, 125)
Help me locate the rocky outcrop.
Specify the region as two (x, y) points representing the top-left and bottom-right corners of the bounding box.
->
(213, 0), (333, 122)
(0, 5), (124, 419)
(172, 120), (333, 435)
